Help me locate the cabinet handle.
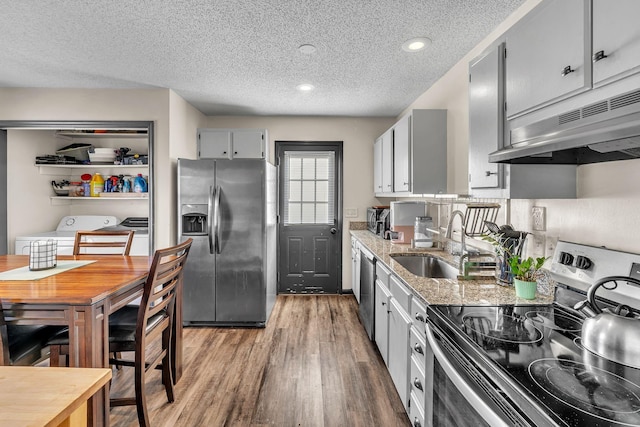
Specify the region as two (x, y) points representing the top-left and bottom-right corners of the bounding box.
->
(485, 170), (498, 177)
(561, 65), (575, 77)
(234, 151), (238, 155)
(223, 151), (227, 154)
(413, 377), (423, 391)
(413, 418), (422, 427)
(386, 184), (391, 188)
(381, 301), (386, 306)
(413, 343), (424, 355)
(403, 182), (409, 185)
(592, 50), (608, 63)
(415, 313), (425, 322)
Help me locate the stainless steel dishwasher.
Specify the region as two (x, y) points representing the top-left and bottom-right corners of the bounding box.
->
(358, 247), (376, 340)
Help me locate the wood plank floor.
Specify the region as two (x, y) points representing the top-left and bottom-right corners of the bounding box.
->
(109, 295), (410, 427)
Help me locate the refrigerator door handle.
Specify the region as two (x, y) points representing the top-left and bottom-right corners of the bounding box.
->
(214, 185), (222, 254)
(207, 185), (215, 254)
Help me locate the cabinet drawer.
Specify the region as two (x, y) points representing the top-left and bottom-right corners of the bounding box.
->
(376, 263), (391, 288)
(390, 275), (412, 313)
(410, 326), (426, 370)
(409, 396), (425, 427)
(410, 297), (427, 334)
(410, 356), (426, 414)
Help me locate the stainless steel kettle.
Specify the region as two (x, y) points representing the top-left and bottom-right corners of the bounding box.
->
(574, 276), (640, 368)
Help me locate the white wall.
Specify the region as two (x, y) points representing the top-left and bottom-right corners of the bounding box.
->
(205, 115), (395, 291)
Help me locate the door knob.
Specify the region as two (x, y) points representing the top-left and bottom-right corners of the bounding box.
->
(330, 228), (337, 234)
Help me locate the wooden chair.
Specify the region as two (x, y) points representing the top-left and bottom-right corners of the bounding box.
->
(49, 238), (192, 427)
(0, 303), (64, 366)
(73, 230), (135, 255)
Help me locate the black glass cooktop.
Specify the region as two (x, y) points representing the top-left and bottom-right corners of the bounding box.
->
(428, 303), (640, 426)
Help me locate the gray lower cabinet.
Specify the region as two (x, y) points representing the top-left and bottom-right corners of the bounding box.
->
(388, 275), (413, 412)
(374, 279), (392, 365)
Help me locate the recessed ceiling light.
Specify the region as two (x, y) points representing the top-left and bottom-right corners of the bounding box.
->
(402, 37), (432, 52)
(298, 44), (317, 55)
(296, 83), (315, 92)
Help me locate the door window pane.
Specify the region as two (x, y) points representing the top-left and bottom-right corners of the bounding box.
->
(283, 151), (335, 225)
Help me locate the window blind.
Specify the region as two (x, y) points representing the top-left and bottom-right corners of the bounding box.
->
(283, 151), (335, 225)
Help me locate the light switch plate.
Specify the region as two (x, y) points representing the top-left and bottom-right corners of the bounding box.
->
(532, 206), (546, 231)
(345, 208), (358, 218)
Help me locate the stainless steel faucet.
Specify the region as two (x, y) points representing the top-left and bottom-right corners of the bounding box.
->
(445, 209), (466, 258)
(445, 209), (495, 277)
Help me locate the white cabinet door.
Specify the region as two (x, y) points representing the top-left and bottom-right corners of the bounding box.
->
(469, 44), (503, 190)
(198, 129), (266, 159)
(592, 0), (640, 86)
(374, 279), (392, 365)
(388, 297), (412, 412)
(393, 114), (411, 192)
(381, 130), (394, 194)
(230, 130), (265, 159)
(198, 129), (232, 159)
(505, 0), (587, 118)
(373, 137), (383, 194)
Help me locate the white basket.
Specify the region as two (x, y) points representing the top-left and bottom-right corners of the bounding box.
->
(29, 240), (57, 271)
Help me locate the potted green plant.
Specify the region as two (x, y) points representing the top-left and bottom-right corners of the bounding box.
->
(508, 255), (548, 300)
(481, 224), (528, 286)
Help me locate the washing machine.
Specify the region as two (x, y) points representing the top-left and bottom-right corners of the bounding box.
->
(14, 215), (149, 255)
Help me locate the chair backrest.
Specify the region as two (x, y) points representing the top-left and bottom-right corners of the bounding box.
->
(0, 304), (9, 365)
(136, 238), (193, 343)
(73, 230), (135, 255)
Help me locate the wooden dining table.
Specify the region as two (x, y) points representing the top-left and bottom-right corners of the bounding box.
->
(0, 254), (185, 427)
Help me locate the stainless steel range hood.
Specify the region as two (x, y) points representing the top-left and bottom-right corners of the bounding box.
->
(489, 88), (640, 164)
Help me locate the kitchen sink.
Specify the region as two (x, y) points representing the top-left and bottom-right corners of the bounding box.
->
(390, 254), (458, 279)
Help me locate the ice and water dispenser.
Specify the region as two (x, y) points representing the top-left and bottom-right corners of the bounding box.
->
(181, 205), (208, 235)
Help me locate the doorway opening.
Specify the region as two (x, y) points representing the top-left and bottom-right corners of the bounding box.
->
(276, 141), (343, 294)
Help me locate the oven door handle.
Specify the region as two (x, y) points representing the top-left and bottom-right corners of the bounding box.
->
(425, 325), (509, 427)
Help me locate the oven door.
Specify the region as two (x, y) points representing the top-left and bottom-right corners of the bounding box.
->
(423, 324), (532, 427)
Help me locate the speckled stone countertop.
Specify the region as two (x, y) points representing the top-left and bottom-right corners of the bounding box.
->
(350, 230), (554, 306)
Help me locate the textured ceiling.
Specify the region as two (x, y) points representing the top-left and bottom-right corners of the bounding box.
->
(0, 0), (525, 117)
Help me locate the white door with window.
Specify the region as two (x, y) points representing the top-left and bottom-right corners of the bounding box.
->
(277, 142), (342, 293)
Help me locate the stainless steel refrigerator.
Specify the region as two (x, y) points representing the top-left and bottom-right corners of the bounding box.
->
(177, 158), (277, 326)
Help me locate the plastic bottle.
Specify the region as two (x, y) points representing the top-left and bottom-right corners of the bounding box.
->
(90, 173), (104, 197)
(133, 174), (147, 193)
(81, 173), (92, 197)
(414, 216), (434, 248)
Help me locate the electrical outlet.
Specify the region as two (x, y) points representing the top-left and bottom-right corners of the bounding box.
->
(545, 236), (557, 258)
(532, 206), (546, 231)
(345, 208), (358, 218)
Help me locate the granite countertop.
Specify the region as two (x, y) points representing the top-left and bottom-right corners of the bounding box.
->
(350, 230), (554, 306)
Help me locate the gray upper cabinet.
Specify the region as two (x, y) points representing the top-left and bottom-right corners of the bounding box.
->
(469, 43), (503, 190)
(469, 42), (577, 199)
(380, 129), (394, 195)
(198, 128), (267, 160)
(505, 0), (588, 119)
(373, 134), (387, 196)
(592, 0), (640, 87)
(373, 137), (384, 194)
(393, 114), (411, 192)
(374, 109), (447, 196)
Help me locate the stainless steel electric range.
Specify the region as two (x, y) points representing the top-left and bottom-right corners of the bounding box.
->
(423, 241), (640, 427)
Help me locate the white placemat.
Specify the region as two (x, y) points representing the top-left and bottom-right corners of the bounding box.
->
(0, 260), (96, 281)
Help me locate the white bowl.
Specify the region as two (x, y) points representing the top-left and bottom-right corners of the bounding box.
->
(93, 148), (116, 154)
(89, 153), (116, 163)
